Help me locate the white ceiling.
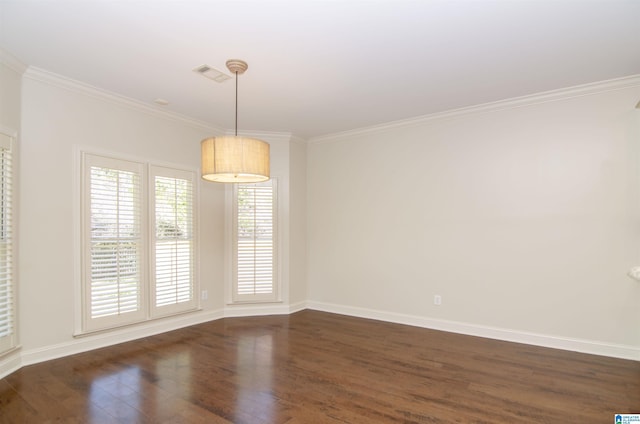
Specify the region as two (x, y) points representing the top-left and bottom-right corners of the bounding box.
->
(1, 0), (639, 139)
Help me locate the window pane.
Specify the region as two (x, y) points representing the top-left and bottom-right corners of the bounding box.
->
(89, 166), (142, 319)
(235, 181), (275, 299)
(154, 175), (194, 308)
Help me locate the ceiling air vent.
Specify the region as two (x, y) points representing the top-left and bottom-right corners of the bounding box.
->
(193, 64), (232, 83)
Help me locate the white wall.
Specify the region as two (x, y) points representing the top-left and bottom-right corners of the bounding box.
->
(290, 139), (307, 305)
(307, 80), (640, 358)
(0, 52), (22, 131)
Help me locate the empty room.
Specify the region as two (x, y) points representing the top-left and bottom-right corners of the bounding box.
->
(0, 0), (639, 422)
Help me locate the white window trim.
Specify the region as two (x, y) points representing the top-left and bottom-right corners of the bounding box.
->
(0, 129), (17, 355)
(229, 177), (280, 304)
(149, 165), (198, 318)
(80, 153), (148, 332)
(76, 148), (200, 335)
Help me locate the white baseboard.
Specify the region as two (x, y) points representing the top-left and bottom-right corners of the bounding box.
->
(222, 300), (308, 317)
(306, 300), (640, 361)
(288, 300), (307, 314)
(20, 309), (224, 369)
(223, 302), (292, 317)
(0, 348), (22, 379)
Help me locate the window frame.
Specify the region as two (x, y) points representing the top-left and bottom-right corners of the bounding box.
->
(231, 178), (278, 304)
(149, 165), (198, 318)
(0, 131), (17, 355)
(79, 150), (199, 334)
(81, 154), (147, 332)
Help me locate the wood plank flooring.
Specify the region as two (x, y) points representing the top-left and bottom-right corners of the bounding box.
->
(1, 310), (639, 423)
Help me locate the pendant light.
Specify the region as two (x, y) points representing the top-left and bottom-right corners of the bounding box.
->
(201, 59), (270, 183)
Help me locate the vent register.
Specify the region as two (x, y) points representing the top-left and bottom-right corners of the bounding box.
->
(193, 64), (232, 83)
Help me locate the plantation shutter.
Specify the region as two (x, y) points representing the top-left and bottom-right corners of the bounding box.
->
(0, 132), (16, 353)
(234, 179), (277, 302)
(150, 166), (196, 316)
(83, 154), (146, 331)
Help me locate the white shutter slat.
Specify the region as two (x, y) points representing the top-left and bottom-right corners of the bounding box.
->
(88, 165), (142, 321)
(234, 181), (276, 300)
(82, 155), (198, 331)
(0, 142), (16, 352)
(152, 173), (195, 311)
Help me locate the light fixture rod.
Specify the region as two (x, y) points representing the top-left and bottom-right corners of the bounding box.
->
(235, 70), (238, 136)
(226, 59), (248, 137)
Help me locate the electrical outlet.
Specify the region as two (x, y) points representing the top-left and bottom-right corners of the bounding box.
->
(201, 290), (208, 300)
(434, 295), (442, 306)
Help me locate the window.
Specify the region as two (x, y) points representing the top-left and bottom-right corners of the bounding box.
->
(0, 132), (16, 354)
(84, 156), (145, 329)
(233, 179), (277, 302)
(150, 166), (196, 316)
(81, 153), (197, 333)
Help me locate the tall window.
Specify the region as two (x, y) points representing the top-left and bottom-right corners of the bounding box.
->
(233, 179), (277, 302)
(150, 166), (195, 316)
(84, 156), (145, 329)
(81, 153), (197, 333)
(0, 132), (16, 354)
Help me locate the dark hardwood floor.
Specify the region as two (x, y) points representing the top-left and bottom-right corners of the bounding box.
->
(1, 310), (638, 423)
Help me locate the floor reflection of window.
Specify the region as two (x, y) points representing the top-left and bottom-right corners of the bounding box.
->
(236, 333), (275, 422)
(156, 349), (193, 399)
(88, 366), (142, 421)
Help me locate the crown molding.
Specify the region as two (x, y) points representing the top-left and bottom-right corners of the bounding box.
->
(23, 67), (224, 134)
(308, 74), (640, 144)
(0, 48), (27, 74)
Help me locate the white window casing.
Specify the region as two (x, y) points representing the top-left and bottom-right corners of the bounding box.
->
(82, 154), (147, 331)
(149, 166), (197, 317)
(0, 132), (16, 354)
(233, 179), (278, 303)
(80, 152), (197, 333)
